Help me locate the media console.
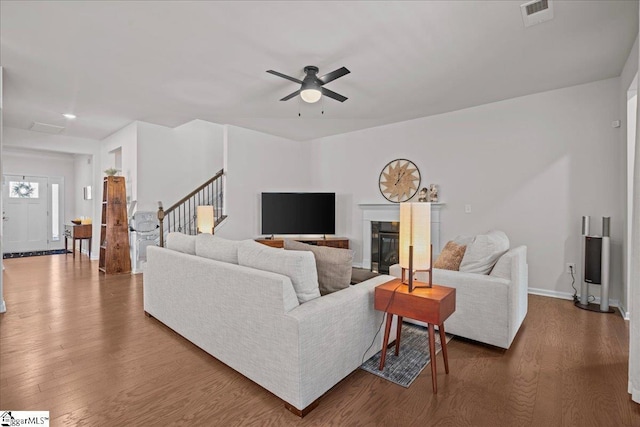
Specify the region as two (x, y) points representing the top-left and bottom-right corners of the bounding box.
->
(255, 237), (349, 249)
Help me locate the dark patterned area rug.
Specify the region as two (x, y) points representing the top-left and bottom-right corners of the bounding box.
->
(361, 322), (452, 387)
(3, 249), (71, 259)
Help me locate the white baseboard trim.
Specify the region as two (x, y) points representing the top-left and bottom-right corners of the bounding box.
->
(528, 287), (626, 318)
(528, 287), (575, 301)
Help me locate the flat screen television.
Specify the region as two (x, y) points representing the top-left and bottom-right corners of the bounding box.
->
(261, 192), (335, 235)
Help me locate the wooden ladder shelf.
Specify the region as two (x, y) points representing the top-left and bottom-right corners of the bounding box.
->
(99, 176), (131, 274)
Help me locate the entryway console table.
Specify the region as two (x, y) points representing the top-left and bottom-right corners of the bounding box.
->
(64, 223), (92, 259)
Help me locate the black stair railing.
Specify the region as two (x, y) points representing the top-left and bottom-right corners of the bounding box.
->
(157, 169), (226, 247)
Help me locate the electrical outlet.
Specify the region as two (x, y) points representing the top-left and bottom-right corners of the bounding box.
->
(566, 263), (576, 274)
(464, 204), (472, 214)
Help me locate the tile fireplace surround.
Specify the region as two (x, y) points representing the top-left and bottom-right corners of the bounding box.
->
(358, 203), (444, 270)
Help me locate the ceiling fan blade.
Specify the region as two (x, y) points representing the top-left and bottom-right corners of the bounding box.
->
(321, 87), (348, 102)
(266, 70), (303, 84)
(280, 90), (301, 101)
(318, 67), (350, 85)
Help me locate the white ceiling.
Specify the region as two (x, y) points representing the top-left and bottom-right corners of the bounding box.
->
(0, 1), (637, 142)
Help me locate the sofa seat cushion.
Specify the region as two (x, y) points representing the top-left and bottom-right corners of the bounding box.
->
(284, 240), (354, 295)
(351, 267), (380, 285)
(433, 241), (467, 271)
(166, 232), (196, 255)
(196, 233), (241, 264)
(238, 240), (321, 304)
(459, 230), (509, 275)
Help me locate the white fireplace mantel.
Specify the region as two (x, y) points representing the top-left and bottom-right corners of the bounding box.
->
(358, 203), (445, 270)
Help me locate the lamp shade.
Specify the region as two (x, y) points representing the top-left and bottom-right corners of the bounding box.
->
(399, 203), (431, 270)
(300, 79), (322, 103)
(197, 205), (215, 234)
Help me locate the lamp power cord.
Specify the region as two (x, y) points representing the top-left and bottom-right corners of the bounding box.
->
(361, 282), (403, 365)
(570, 264), (596, 304)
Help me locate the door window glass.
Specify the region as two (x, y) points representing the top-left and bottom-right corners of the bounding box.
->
(9, 181), (39, 198)
(52, 183), (60, 241)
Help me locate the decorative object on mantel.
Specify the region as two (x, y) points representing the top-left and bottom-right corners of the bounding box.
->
(428, 184), (439, 202)
(418, 187), (428, 202)
(378, 159), (421, 203)
(104, 168), (119, 176)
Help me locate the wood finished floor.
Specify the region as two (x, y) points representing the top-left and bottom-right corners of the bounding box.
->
(1, 255), (639, 426)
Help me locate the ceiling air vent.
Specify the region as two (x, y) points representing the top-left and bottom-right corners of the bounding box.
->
(29, 122), (64, 134)
(521, 0), (554, 28)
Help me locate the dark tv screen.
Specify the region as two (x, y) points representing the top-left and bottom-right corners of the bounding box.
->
(261, 193), (335, 235)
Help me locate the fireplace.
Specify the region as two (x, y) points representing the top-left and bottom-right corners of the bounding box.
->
(371, 221), (400, 274)
(358, 203), (443, 270)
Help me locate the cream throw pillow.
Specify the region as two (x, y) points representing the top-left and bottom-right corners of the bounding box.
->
(238, 240), (321, 304)
(284, 240), (354, 295)
(459, 230), (510, 275)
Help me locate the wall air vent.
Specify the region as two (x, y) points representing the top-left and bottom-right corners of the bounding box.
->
(520, 0), (554, 28)
(29, 122), (64, 134)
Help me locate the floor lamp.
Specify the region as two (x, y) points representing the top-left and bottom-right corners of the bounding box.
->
(400, 202), (432, 291)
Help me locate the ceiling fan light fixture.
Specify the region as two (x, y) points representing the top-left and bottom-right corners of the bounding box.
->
(300, 88), (322, 103)
(267, 65), (349, 103)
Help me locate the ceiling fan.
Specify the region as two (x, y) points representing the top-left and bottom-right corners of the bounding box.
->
(266, 65), (350, 103)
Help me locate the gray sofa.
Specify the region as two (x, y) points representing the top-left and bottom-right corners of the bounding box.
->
(143, 238), (395, 416)
(389, 245), (528, 349)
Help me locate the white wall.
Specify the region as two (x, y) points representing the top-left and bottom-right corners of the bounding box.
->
(101, 122), (138, 208)
(74, 154), (93, 219)
(216, 125), (312, 240)
(136, 119), (224, 212)
(1, 66), (5, 312)
(3, 147), (76, 249)
(308, 78), (624, 302)
(620, 35), (639, 317)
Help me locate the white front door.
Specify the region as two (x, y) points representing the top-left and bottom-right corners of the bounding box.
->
(2, 175), (50, 253)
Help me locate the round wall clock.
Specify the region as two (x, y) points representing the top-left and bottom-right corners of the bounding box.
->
(378, 159), (421, 203)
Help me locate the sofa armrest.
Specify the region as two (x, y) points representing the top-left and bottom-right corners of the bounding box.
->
(389, 263), (514, 348)
(284, 274), (396, 408)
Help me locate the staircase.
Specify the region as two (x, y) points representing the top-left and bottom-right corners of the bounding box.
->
(157, 169), (226, 246)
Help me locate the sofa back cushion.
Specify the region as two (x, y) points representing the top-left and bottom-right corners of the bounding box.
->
(489, 252), (512, 280)
(238, 240), (321, 304)
(166, 232), (196, 255)
(459, 230), (510, 275)
(283, 239), (354, 295)
(196, 233), (241, 264)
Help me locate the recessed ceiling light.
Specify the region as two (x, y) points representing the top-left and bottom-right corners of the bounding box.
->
(62, 113), (76, 119)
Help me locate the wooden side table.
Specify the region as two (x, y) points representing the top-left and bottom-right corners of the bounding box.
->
(64, 224), (92, 259)
(374, 278), (456, 393)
